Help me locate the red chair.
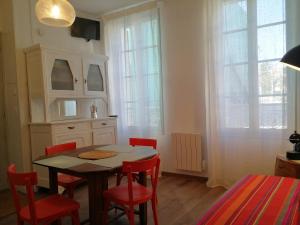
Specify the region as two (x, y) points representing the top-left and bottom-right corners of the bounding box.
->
(116, 138), (157, 185)
(104, 155), (160, 225)
(129, 137), (157, 149)
(45, 142), (85, 199)
(7, 164), (80, 225)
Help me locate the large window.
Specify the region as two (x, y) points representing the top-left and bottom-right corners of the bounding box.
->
(121, 19), (161, 127)
(223, 0), (287, 129)
(106, 8), (163, 135)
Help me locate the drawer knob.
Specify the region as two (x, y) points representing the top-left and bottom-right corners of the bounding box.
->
(101, 123), (107, 126)
(68, 126), (75, 129)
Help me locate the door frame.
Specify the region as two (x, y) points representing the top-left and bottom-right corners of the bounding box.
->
(0, 33), (8, 190)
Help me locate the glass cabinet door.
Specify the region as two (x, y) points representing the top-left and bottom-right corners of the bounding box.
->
(51, 59), (74, 90)
(86, 64), (104, 92)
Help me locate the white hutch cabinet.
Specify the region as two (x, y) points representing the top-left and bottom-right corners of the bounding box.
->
(25, 45), (117, 187)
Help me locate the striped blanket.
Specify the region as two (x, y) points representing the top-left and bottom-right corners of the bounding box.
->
(197, 175), (300, 225)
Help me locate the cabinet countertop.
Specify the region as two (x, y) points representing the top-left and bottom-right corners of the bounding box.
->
(29, 117), (117, 126)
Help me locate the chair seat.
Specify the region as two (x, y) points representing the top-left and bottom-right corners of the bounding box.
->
(20, 195), (80, 222)
(104, 183), (152, 204)
(58, 174), (84, 187)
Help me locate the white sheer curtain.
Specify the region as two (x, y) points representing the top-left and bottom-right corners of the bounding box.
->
(105, 8), (163, 143)
(204, 0), (297, 187)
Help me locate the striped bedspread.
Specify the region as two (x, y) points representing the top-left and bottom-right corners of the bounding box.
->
(197, 175), (300, 225)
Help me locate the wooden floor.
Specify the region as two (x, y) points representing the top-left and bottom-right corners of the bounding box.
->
(0, 174), (225, 225)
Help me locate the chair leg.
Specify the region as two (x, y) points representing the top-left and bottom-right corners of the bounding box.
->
(71, 210), (80, 225)
(151, 198), (159, 225)
(116, 173), (122, 186)
(17, 218), (24, 225)
(67, 187), (75, 199)
(127, 207), (135, 225)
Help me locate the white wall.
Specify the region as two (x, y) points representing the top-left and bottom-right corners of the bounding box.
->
(0, 0), (26, 181)
(158, 0), (207, 176)
(29, 0), (105, 54)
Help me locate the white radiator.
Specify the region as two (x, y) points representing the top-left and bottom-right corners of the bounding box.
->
(172, 133), (202, 172)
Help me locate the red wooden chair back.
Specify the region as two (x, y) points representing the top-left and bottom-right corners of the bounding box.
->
(129, 138), (157, 150)
(7, 164), (38, 224)
(45, 142), (76, 156)
(123, 155), (160, 203)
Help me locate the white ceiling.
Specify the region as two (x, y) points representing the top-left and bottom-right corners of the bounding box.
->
(69, 0), (147, 16)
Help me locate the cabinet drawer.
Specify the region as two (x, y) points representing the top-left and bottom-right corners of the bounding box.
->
(93, 127), (116, 145)
(54, 132), (92, 148)
(92, 119), (116, 129)
(53, 122), (90, 134)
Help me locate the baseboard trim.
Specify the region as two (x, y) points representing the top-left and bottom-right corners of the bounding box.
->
(161, 171), (208, 181)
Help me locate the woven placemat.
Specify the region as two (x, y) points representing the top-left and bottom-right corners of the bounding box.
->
(78, 150), (118, 160)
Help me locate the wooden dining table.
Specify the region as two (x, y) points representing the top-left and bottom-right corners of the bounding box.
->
(33, 144), (158, 225)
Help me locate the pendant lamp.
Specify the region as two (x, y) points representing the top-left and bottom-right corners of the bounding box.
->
(35, 0), (76, 27)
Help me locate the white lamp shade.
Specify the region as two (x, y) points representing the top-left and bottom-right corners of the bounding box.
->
(35, 0), (76, 27)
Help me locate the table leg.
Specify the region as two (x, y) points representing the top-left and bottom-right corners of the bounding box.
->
(138, 171), (148, 225)
(88, 173), (108, 225)
(49, 168), (60, 225)
(49, 168), (58, 194)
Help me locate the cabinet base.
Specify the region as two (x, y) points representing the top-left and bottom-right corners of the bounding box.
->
(286, 151), (300, 160)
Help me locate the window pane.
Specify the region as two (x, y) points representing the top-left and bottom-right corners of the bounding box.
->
(87, 64), (104, 91)
(148, 104), (161, 127)
(125, 102), (136, 126)
(224, 64), (248, 97)
(145, 74), (160, 102)
(124, 27), (134, 50)
(257, 24), (286, 60)
(224, 97), (249, 128)
(51, 59), (74, 90)
(257, 0), (285, 26)
(258, 61), (286, 95)
(259, 96), (287, 129)
(223, 0), (247, 32)
(141, 20), (159, 47)
(142, 47), (159, 74)
(224, 31), (248, 64)
(124, 51), (136, 76)
(123, 77), (136, 102)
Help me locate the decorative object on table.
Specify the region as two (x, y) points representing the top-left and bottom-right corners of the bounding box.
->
(90, 104), (98, 119)
(286, 131), (300, 159)
(281, 46), (300, 159)
(78, 150), (117, 160)
(35, 0), (76, 27)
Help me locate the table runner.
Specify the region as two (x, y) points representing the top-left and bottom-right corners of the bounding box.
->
(197, 175), (300, 225)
